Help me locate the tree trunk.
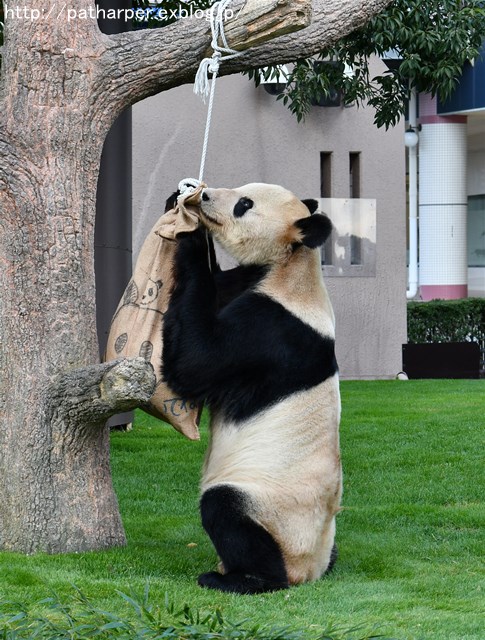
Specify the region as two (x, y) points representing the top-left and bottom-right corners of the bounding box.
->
(0, 3), (156, 552)
(0, 0), (391, 553)
(0, 77), (156, 549)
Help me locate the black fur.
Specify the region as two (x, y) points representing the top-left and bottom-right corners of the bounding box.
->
(326, 543), (338, 574)
(214, 265), (268, 309)
(302, 198), (319, 214)
(165, 191), (179, 212)
(165, 189), (219, 273)
(162, 228), (338, 423)
(295, 213), (333, 249)
(199, 485), (289, 594)
(233, 197), (254, 218)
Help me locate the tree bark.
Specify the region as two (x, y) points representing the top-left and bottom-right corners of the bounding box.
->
(0, 359), (155, 553)
(103, 0), (391, 109)
(0, 0), (391, 553)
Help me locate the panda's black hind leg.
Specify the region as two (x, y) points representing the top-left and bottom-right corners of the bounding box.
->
(325, 543), (338, 574)
(199, 485), (288, 594)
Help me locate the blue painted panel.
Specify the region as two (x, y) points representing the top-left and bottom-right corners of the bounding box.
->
(438, 42), (485, 114)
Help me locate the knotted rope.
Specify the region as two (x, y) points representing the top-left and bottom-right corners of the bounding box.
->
(178, 0), (243, 199)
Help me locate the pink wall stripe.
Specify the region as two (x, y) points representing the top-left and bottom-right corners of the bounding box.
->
(420, 284), (468, 301)
(418, 93), (467, 124)
(420, 115), (467, 125)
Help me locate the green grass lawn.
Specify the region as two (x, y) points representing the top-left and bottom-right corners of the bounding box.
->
(0, 380), (484, 639)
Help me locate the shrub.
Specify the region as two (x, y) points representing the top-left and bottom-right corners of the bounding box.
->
(407, 298), (485, 373)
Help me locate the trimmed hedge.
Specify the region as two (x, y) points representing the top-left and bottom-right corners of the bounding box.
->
(407, 298), (485, 373)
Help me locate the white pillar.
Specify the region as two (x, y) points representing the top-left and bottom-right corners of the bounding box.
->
(406, 86), (418, 299)
(418, 94), (468, 300)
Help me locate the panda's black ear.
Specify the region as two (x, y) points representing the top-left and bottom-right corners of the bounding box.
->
(294, 213), (332, 249)
(301, 199), (319, 215)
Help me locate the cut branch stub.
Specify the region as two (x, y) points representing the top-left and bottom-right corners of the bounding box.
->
(48, 357), (156, 428)
(208, 0), (312, 54)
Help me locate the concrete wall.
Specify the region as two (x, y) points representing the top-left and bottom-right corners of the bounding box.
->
(132, 64), (407, 379)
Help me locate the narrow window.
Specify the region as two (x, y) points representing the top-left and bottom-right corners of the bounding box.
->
(320, 152), (332, 198)
(350, 232), (362, 265)
(349, 152), (361, 198)
(349, 153), (362, 264)
(320, 152), (333, 266)
(468, 195), (485, 268)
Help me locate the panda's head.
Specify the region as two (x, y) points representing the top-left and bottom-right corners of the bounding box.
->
(199, 183), (332, 265)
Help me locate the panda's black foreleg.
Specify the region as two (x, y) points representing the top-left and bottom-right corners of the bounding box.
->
(162, 228), (219, 399)
(199, 485), (289, 595)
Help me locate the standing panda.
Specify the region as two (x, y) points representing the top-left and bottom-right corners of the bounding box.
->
(162, 183), (342, 594)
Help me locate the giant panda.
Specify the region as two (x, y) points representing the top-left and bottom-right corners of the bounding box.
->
(162, 183), (342, 594)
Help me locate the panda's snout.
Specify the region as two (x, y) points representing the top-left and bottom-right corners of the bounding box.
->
(202, 190), (210, 202)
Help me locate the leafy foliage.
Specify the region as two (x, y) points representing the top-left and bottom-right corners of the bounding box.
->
(407, 298), (485, 344)
(0, 587), (397, 640)
(3, 1), (485, 128)
(248, 0), (485, 128)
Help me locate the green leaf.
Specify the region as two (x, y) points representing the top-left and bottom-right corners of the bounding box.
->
(245, 0), (485, 129)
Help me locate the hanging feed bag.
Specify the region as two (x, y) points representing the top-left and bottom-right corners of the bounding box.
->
(105, 186), (206, 440)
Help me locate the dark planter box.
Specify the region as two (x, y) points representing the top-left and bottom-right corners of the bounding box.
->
(402, 342), (481, 379)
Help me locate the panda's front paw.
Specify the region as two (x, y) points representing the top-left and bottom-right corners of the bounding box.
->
(176, 226), (208, 258)
(174, 227), (210, 276)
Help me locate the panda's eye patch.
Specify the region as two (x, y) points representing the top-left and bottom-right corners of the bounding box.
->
(233, 197), (254, 218)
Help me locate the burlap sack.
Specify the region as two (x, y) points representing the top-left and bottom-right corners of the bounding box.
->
(105, 187), (205, 440)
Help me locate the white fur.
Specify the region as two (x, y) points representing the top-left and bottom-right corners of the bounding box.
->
(200, 184), (312, 266)
(256, 249), (336, 338)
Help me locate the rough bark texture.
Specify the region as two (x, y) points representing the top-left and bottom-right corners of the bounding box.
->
(104, 0), (391, 109)
(0, 359), (155, 553)
(0, 0), (391, 554)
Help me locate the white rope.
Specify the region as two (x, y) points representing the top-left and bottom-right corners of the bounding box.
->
(197, 62), (218, 184)
(193, 0), (242, 100)
(178, 0), (243, 198)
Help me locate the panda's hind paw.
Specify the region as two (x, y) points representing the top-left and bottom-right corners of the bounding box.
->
(198, 571), (225, 590)
(198, 571), (287, 595)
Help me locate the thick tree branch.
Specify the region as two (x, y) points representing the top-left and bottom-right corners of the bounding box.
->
(222, 0), (393, 70)
(47, 357), (156, 428)
(99, 0), (391, 112)
(99, 0), (311, 109)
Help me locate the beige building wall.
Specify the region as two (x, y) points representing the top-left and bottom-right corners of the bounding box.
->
(132, 64), (407, 379)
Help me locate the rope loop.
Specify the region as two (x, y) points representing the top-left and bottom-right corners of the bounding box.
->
(193, 0), (242, 103)
(178, 178), (202, 199)
(208, 50), (222, 74)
